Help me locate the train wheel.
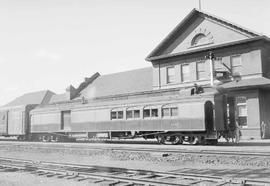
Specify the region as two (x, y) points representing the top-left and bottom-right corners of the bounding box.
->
(42, 136), (51, 142)
(188, 136), (199, 145)
(167, 135), (183, 145)
(156, 135), (165, 144)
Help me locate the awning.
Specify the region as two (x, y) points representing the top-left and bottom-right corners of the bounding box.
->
(219, 77), (270, 90)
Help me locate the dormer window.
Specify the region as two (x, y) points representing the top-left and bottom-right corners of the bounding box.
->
(191, 34), (208, 46)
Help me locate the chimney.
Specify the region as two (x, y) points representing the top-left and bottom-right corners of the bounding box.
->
(65, 85), (76, 100)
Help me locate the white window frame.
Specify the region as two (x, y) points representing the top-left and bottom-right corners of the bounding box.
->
(196, 61), (206, 80)
(231, 55), (242, 75)
(181, 64), (190, 82)
(236, 96), (247, 128)
(166, 66), (176, 84)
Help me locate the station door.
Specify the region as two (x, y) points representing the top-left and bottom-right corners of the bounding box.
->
(61, 110), (71, 131)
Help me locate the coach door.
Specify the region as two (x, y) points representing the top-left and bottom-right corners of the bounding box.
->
(205, 101), (214, 132)
(61, 110), (71, 131)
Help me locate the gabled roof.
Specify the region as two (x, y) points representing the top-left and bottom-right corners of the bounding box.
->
(146, 8), (263, 61)
(75, 72), (100, 95)
(79, 67), (153, 98)
(3, 90), (55, 107)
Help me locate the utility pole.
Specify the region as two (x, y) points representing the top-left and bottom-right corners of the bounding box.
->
(199, 0), (202, 10)
(205, 51), (215, 86)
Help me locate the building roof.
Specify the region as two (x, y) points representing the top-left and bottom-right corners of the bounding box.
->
(49, 93), (67, 104)
(3, 90), (55, 107)
(147, 36), (270, 62)
(146, 8), (264, 61)
(219, 77), (270, 90)
(79, 67), (153, 99)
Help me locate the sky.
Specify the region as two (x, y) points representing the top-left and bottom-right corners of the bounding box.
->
(0, 0), (270, 105)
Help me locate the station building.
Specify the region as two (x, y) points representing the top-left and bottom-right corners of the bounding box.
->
(145, 9), (270, 139)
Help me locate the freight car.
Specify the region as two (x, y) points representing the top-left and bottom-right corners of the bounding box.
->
(28, 86), (236, 145)
(0, 105), (36, 140)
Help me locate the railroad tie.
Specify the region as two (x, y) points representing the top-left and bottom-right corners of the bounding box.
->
(75, 176), (90, 181)
(91, 178), (106, 183)
(119, 182), (135, 186)
(214, 181), (228, 186)
(57, 174), (71, 178)
(36, 171), (48, 176)
(66, 174), (79, 179)
(46, 172), (60, 177)
(107, 180), (121, 186)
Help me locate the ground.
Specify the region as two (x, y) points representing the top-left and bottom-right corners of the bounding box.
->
(0, 139), (269, 185)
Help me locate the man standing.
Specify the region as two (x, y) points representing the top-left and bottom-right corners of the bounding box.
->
(235, 120), (241, 144)
(261, 121), (266, 139)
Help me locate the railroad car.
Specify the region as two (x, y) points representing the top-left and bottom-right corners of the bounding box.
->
(29, 86), (236, 145)
(0, 105), (36, 140)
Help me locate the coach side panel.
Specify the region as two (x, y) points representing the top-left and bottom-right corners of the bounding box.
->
(70, 102), (206, 132)
(31, 112), (61, 132)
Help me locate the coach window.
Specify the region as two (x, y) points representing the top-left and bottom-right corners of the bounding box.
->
(143, 106), (159, 118)
(111, 110), (124, 120)
(143, 109), (151, 118)
(151, 109), (158, 117)
(162, 105), (178, 117)
(126, 110), (133, 119)
(126, 108), (141, 119)
(162, 108), (170, 117)
(134, 110), (140, 118)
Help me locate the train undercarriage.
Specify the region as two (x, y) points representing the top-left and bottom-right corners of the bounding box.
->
(23, 130), (225, 145)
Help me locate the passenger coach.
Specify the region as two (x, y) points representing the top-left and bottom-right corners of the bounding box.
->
(30, 86), (234, 145)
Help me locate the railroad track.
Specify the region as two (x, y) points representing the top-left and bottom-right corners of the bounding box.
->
(0, 157), (268, 186)
(1, 142), (270, 157)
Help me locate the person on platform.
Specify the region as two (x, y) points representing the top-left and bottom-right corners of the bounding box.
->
(235, 120), (241, 144)
(261, 121), (266, 139)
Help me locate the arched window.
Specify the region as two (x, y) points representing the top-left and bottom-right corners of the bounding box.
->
(191, 34), (208, 46)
